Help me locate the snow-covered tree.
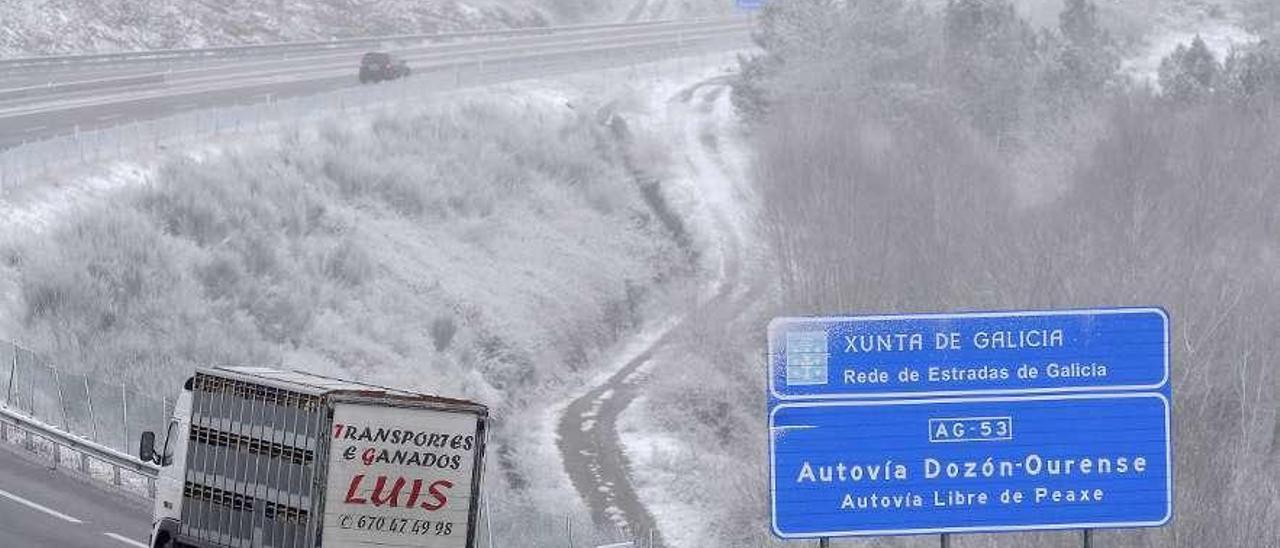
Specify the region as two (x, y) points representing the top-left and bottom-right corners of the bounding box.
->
(732, 1), (844, 121)
(1042, 0), (1119, 101)
(943, 0), (1039, 143)
(1158, 36), (1221, 102)
(1059, 0), (1104, 47)
(751, 0), (845, 64)
(733, 0), (932, 121)
(1220, 43), (1280, 101)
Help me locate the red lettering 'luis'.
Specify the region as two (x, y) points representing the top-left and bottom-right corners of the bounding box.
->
(344, 475), (453, 512)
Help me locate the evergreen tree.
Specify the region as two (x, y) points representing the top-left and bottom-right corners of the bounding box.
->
(1221, 42), (1280, 101)
(943, 0), (1039, 143)
(733, 0), (931, 121)
(1045, 0), (1119, 99)
(1060, 0), (1104, 48)
(752, 0), (844, 64)
(731, 1), (843, 121)
(1158, 36), (1221, 102)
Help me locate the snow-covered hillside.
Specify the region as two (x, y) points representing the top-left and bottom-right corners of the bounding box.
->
(0, 0), (550, 56)
(0, 0), (736, 56)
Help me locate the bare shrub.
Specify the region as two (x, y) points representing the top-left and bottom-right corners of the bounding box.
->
(431, 315), (458, 352)
(323, 238), (373, 288)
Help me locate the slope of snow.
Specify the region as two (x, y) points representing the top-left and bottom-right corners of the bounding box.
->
(0, 51), (746, 547)
(0, 0), (548, 56)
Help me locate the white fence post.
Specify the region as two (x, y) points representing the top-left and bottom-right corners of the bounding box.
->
(25, 357), (34, 417)
(53, 367), (69, 431)
(84, 377), (97, 442)
(121, 383), (129, 453)
(5, 342), (15, 405)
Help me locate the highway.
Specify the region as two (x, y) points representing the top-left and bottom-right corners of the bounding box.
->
(0, 445), (151, 547)
(0, 18), (750, 149)
(0, 16), (752, 548)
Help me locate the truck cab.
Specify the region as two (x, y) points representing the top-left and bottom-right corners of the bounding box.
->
(140, 378), (192, 548)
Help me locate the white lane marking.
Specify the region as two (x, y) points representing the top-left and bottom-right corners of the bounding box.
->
(0, 487), (83, 523)
(174, 103), (199, 110)
(96, 113), (122, 122)
(22, 125), (47, 133)
(104, 532), (148, 548)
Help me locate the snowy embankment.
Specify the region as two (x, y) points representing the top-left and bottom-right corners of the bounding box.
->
(0, 0), (737, 57)
(0, 52), (753, 544)
(0, 0), (548, 56)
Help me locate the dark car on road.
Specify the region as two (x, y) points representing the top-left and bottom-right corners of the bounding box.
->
(359, 52), (411, 83)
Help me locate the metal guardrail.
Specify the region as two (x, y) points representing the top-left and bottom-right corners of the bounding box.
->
(0, 17), (736, 70)
(0, 405), (159, 499)
(0, 341), (166, 500)
(0, 333), (678, 542)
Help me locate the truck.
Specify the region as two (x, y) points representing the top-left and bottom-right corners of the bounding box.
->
(138, 367), (489, 548)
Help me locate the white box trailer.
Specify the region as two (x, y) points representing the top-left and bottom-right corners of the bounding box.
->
(139, 367), (488, 548)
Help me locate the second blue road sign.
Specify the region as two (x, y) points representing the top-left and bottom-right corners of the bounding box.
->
(768, 308), (1172, 538)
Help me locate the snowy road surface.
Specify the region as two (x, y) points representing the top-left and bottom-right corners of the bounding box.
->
(0, 444), (151, 547)
(0, 18), (749, 149)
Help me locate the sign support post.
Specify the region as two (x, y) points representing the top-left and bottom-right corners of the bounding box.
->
(941, 534), (950, 548)
(819, 538), (830, 548)
(1083, 529), (1093, 548)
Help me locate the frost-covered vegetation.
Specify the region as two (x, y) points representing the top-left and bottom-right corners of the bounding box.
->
(632, 0), (1280, 546)
(0, 0), (573, 56)
(0, 0), (734, 56)
(0, 90), (695, 534)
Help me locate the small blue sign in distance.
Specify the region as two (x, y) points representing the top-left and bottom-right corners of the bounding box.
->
(736, 0), (765, 10)
(769, 308), (1168, 400)
(769, 393), (1172, 538)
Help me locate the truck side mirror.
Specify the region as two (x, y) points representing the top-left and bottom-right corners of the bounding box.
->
(139, 431), (156, 464)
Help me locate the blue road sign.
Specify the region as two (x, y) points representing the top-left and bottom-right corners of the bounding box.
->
(736, 0), (765, 10)
(769, 393), (1173, 537)
(769, 308), (1168, 400)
